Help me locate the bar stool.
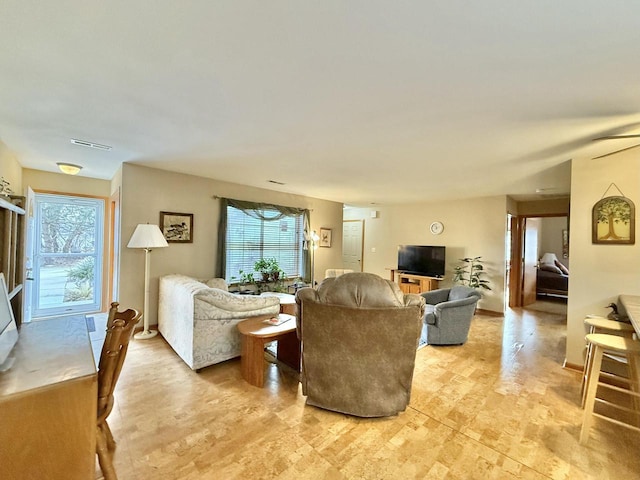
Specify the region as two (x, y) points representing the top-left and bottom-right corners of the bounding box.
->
(580, 333), (640, 445)
(580, 317), (636, 407)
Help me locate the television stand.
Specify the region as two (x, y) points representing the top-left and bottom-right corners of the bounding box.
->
(390, 270), (442, 294)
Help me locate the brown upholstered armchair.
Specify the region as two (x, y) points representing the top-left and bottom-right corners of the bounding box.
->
(295, 272), (425, 417)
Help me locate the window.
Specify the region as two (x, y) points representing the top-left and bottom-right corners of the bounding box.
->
(225, 203), (306, 281)
(32, 193), (104, 317)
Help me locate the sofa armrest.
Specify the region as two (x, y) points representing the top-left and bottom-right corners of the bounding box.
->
(435, 296), (479, 312)
(431, 297), (479, 327)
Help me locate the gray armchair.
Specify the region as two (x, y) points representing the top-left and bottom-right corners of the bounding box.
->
(420, 286), (481, 345)
(295, 272), (425, 417)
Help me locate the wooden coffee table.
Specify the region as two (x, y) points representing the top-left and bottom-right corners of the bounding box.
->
(237, 314), (300, 387)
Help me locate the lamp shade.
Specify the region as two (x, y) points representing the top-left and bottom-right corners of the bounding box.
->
(539, 252), (558, 265)
(127, 224), (169, 249)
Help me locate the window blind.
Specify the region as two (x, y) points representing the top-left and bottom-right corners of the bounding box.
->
(225, 205), (303, 281)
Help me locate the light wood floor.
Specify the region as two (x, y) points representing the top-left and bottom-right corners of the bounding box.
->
(100, 306), (640, 479)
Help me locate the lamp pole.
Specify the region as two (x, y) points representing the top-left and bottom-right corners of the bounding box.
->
(127, 224), (169, 340)
(135, 247), (156, 339)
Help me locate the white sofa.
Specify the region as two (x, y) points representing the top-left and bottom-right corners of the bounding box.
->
(158, 274), (280, 371)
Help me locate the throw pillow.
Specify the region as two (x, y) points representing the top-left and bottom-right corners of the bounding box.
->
(554, 260), (569, 275)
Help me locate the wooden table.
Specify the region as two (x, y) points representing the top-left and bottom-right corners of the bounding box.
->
(237, 314), (300, 387)
(0, 316), (97, 479)
(260, 292), (296, 315)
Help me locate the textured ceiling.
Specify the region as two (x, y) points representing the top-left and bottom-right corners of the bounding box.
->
(1, 2), (639, 205)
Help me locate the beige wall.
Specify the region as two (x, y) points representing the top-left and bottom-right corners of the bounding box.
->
(539, 216), (569, 266)
(0, 142), (23, 196)
(119, 164), (344, 326)
(344, 196), (507, 313)
(517, 197), (570, 216)
(566, 152), (640, 365)
(22, 169), (112, 197)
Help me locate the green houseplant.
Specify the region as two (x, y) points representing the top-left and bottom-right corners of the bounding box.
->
(254, 257), (284, 282)
(452, 256), (491, 290)
(254, 258), (273, 282)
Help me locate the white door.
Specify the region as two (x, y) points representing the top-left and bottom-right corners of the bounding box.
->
(342, 220), (363, 272)
(32, 193), (105, 318)
(22, 187), (36, 323)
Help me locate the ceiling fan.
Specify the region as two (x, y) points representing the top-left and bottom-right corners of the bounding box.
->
(592, 134), (640, 159)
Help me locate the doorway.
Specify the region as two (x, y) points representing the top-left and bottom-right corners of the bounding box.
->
(508, 214), (569, 309)
(30, 193), (105, 318)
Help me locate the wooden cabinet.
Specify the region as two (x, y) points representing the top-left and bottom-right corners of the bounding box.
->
(390, 270), (441, 294)
(0, 196), (25, 327)
(0, 316), (97, 479)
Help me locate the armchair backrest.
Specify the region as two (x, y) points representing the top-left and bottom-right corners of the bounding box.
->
(295, 272), (425, 417)
(448, 285), (481, 301)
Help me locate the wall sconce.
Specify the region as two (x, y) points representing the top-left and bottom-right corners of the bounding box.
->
(57, 163), (83, 175)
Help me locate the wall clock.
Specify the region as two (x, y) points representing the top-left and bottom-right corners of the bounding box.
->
(429, 221), (444, 235)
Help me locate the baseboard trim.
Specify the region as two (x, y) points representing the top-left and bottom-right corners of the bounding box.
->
(476, 308), (502, 317)
(563, 360), (583, 372)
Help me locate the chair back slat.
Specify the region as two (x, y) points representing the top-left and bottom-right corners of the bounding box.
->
(97, 302), (141, 421)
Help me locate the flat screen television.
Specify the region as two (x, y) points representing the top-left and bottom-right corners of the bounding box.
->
(0, 273), (19, 371)
(397, 245), (446, 278)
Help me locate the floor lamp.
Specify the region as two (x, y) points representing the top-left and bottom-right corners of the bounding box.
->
(127, 224), (169, 340)
(310, 230), (320, 287)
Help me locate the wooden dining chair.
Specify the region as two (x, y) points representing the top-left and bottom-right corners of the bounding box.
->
(96, 302), (141, 480)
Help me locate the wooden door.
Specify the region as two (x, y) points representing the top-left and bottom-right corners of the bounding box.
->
(522, 217), (540, 306)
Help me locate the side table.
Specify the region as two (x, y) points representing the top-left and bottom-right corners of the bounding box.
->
(237, 314), (300, 387)
(259, 292), (296, 316)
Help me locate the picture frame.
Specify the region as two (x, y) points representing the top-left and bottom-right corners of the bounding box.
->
(562, 229), (569, 258)
(160, 211), (194, 243)
(592, 196), (635, 245)
(319, 228), (332, 248)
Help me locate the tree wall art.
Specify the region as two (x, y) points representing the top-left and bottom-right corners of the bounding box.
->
(592, 195), (635, 245)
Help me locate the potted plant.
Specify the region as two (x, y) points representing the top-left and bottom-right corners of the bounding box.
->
(254, 258), (275, 282)
(268, 259), (284, 282)
(452, 256), (491, 290)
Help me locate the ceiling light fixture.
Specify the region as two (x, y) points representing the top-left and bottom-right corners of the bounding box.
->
(57, 162), (83, 175)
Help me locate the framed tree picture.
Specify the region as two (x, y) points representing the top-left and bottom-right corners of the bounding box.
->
(160, 211), (194, 243)
(592, 196), (635, 245)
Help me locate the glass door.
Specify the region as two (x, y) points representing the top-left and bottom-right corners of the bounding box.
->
(32, 193), (104, 318)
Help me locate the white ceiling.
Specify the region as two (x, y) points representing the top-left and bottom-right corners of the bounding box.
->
(1, 2), (640, 205)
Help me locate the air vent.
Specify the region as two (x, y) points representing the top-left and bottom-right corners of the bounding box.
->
(70, 138), (112, 151)
(268, 180), (286, 185)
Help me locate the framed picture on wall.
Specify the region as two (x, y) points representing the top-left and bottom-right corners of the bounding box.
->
(319, 228), (332, 247)
(592, 196), (635, 245)
(160, 211), (194, 243)
(562, 229), (569, 258)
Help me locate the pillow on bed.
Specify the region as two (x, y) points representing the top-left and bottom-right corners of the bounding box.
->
(554, 260), (569, 275)
(539, 263), (562, 274)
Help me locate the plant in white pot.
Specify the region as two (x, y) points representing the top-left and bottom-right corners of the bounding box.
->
(452, 256), (491, 290)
